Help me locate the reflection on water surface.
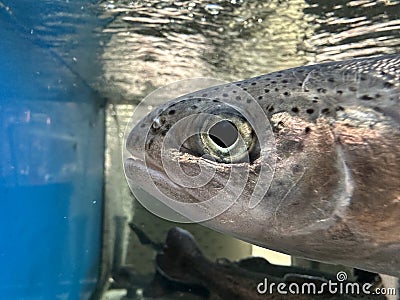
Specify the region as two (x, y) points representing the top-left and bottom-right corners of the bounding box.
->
(99, 0), (400, 102)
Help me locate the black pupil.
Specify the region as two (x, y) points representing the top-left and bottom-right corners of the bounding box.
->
(209, 120), (238, 148)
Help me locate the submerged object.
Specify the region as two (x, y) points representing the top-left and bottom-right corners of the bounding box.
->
(121, 225), (383, 299)
(155, 227), (385, 300)
(124, 55), (400, 276)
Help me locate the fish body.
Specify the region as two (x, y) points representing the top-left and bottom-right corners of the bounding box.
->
(124, 55), (400, 276)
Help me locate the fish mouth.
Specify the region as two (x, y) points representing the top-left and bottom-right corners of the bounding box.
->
(124, 155), (182, 191)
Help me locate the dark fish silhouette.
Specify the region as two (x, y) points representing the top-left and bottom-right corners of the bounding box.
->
(154, 227), (385, 299)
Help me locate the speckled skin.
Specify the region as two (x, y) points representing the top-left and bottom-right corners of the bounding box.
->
(125, 55), (400, 276)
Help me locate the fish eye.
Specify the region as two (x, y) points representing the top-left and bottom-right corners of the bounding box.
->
(208, 120), (238, 148)
(199, 114), (257, 164)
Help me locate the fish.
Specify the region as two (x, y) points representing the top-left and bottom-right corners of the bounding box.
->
(122, 224), (383, 299)
(124, 55), (400, 277)
(155, 227), (386, 300)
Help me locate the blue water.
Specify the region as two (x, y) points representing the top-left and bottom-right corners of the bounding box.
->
(0, 1), (105, 299)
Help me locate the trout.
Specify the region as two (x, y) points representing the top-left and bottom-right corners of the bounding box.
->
(124, 55), (400, 277)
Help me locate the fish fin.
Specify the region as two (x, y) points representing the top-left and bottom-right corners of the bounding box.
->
(143, 270), (210, 299)
(156, 227), (204, 285)
(142, 271), (175, 298)
(128, 222), (164, 251)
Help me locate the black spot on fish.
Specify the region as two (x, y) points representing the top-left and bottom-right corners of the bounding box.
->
(298, 82), (303, 87)
(266, 190), (275, 197)
(212, 99), (219, 103)
(235, 96), (241, 101)
(304, 127), (311, 134)
(271, 81), (277, 84)
(337, 90), (343, 95)
(274, 88), (279, 92)
(349, 86), (357, 92)
(168, 109), (176, 115)
(384, 82), (394, 88)
(146, 138), (154, 150)
(191, 105), (198, 109)
(251, 82), (257, 85)
(232, 90), (237, 94)
(306, 108), (314, 114)
(257, 96), (263, 100)
(222, 93), (229, 97)
(264, 89), (270, 93)
(283, 91), (290, 96)
(282, 79), (288, 83)
(360, 95), (373, 101)
(317, 88), (327, 94)
(321, 108), (330, 114)
(373, 107), (382, 112)
(291, 164), (303, 174)
(236, 83), (242, 86)
(328, 78), (335, 83)
(291, 107), (299, 113)
(375, 93), (381, 98)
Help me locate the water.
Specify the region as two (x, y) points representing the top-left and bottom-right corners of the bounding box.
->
(0, 1), (105, 299)
(2, 0), (399, 299)
(99, 0), (400, 102)
(99, 1), (400, 299)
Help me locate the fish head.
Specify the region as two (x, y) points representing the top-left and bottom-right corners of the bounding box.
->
(124, 80), (348, 240)
(124, 86), (273, 224)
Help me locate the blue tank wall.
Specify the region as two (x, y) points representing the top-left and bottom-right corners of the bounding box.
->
(0, 1), (105, 299)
